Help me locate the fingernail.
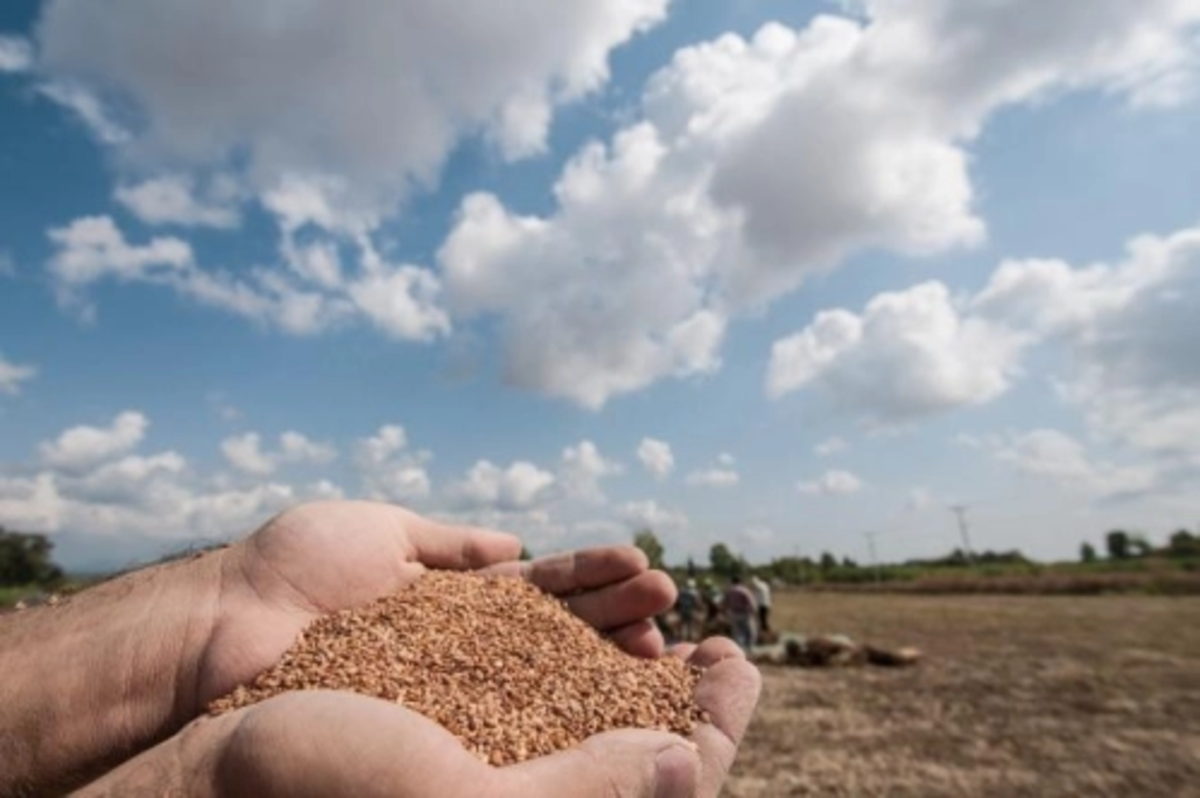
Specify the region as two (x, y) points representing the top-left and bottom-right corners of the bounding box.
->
(655, 743), (699, 798)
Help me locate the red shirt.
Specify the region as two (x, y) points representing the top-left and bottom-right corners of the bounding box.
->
(723, 584), (756, 616)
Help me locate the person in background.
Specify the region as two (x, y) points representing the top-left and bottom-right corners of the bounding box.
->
(701, 578), (722, 633)
(677, 578), (701, 642)
(750, 573), (772, 634)
(722, 574), (758, 652)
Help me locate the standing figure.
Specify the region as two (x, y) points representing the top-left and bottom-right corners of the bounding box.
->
(750, 573), (772, 634)
(723, 575), (758, 652)
(676, 578), (701, 642)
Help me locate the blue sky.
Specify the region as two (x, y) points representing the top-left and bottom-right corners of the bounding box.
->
(1, 0), (1199, 572)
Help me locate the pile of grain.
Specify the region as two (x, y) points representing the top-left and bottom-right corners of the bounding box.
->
(209, 571), (707, 765)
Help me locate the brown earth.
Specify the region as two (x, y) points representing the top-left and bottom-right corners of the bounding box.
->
(727, 592), (1200, 797)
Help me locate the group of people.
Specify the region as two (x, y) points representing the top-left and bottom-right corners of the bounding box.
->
(670, 573), (772, 651)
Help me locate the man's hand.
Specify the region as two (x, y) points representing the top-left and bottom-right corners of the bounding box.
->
(0, 500), (680, 795)
(196, 501), (678, 708)
(78, 639), (761, 797)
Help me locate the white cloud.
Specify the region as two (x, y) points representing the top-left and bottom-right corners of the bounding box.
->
(559, 440), (622, 503)
(354, 425), (431, 503)
(439, 3), (1200, 407)
(46, 213), (448, 341)
(0, 35), (33, 73)
(768, 282), (1025, 425)
(37, 0), (668, 210)
(618, 499), (689, 531)
(686, 468), (740, 488)
(37, 80), (129, 144)
(797, 469), (864, 496)
(1, 412), (350, 552)
(221, 430), (337, 477)
(637, 438), (675, 479)
(447, 460), (557, 512)
(39, 411), (148, 473)
(815, 437), (848, 457)
(992, 429), (1156, 499)
(48, 215), (192, 288)
(0, 354), (36, 396)
(976, 225), (1200, 455)
(115, 175), (240, 229)
(221, 433), (275, 477)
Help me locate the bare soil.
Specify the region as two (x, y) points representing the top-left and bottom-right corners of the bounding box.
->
(727, 593), (1200, 797)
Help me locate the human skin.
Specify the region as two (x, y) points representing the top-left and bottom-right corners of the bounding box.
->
(75, 636), (759, 797)
(0, 501), (760, 796)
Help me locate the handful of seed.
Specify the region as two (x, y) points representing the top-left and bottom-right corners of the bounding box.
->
(208, 571), (707, 765)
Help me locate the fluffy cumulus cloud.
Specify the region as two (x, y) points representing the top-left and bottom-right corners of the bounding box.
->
(354, 425), (432, 503)
(45, 212), (450, 340)
(976, 224), (1200, 496)
(0, 411), (337, 555)
(559, 440), (622, 503)
(38, 411), (148, 473)
(797, 469), (864, 496)
(0, 354), (37, 395)
(447, 460), (557, 512)
(35, 0), (668, 204)
(439, 1), (1200, 407)
(637, 438), (675, 479)
(221, 431), (336, 477)
(768, 282), (1025, 425)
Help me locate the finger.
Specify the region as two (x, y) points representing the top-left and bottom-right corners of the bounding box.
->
(668, 642), (698, 661)
(686, 641), (762, 798)
(563, 570), (675, 632)
(480, 546), (649, 596)
(606, 619), (665, 659)
(499, 729), (699, 798)
(404, 514), (523, 571)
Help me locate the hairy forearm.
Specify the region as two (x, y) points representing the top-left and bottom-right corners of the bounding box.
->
(0, 550), (225, 796)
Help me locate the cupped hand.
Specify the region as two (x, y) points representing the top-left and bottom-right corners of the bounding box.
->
(196, 501), (677, 711)
(83, 638), (761, 798)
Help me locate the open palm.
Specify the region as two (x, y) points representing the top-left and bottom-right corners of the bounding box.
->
(195, 501), (678, 710)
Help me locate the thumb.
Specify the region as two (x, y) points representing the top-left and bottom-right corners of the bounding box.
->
(497, 730), (700, 798)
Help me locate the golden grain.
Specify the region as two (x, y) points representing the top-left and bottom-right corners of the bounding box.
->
(208, 571), (706, 765)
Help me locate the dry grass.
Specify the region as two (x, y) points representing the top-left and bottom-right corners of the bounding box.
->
(728, 592), (1200, 797)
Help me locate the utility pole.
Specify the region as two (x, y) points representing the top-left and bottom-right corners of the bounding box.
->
(863, 531), (881, 583)
(949, 505), (975, 565)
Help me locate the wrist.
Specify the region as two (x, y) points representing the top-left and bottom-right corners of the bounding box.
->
(0, 548), (226, 795)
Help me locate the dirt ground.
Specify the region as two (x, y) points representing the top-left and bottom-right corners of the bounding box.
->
(726, 592), (1200, 797)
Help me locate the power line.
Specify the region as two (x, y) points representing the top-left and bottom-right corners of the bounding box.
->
(949, 504), (975, 565)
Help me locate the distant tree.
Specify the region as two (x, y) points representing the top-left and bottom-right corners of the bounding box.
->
(1080, 542), (1098, 563)
(841, 556), (857, 569)
(709, 543), (740, 579)
(519, 546), (534, 562)
(1168, 530), (1200, 558)
(0, 529), (64, 587)
(819, 552), (838, 573)
(1129, 534), (1153, 558)
(686, 557), (697, 577)
(1106, 530), (1130, 560)
(633, 530), (665, 571)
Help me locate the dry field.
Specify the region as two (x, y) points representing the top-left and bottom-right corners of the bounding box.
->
(727, 592), (1200, 797)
